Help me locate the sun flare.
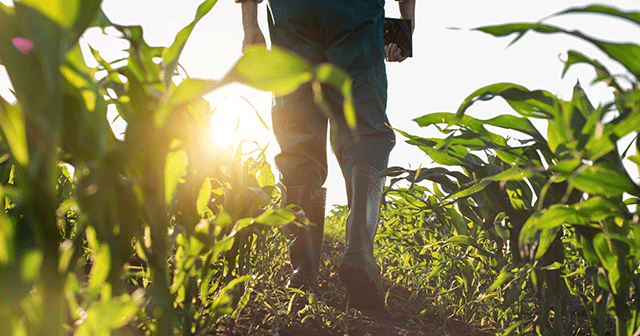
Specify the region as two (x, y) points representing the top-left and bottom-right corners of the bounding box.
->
(205, 84), (274, 155)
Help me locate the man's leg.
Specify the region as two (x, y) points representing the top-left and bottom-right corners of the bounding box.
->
(322, 0), (395, 310)
(339, 165), (387, 309)
(331, 74), (394, 310)
(268, 4), (329, 289)
(271, 83), (329, 290)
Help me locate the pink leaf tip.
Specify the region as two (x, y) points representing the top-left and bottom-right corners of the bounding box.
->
(12, 37), (35, 56)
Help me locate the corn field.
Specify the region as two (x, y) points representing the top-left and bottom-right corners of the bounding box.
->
(1, 1), (640, 335)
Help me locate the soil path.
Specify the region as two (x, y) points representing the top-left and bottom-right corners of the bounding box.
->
(216, 241), (494, 336)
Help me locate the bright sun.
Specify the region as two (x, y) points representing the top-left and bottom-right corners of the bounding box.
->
(205, 83), (275, 156)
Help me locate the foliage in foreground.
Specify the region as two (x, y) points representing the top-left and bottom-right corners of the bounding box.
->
(0, 0), (354, 335)
(381, 4), (640, 336)
(2, 1), (640, 336)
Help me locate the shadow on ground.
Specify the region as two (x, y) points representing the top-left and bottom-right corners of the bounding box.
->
(216, 241), (493, 336)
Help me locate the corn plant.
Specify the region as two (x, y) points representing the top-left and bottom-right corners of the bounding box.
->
(0, 0), (355, 335)
(384, 4), (640, 335)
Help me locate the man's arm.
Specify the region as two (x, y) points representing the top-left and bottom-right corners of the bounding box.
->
(386, 0), (416, 63)
(241, 1), (266, 53)
(399, 0), (416, 31)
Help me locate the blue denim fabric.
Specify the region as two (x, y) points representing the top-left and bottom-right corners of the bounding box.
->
(268, 0), (395, 187)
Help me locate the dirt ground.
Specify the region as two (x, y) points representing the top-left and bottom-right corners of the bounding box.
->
(215, 241), (495, 336)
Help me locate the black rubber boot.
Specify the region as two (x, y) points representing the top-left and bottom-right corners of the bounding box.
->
(285, 186), (326, 290)
(339, 165), (385, 310)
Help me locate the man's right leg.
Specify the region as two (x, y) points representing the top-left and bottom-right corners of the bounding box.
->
(267, 1), (330, 291)
(272, 83), (329, 290)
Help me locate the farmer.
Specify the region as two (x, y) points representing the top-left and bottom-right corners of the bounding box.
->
(238, 0), (415, 310)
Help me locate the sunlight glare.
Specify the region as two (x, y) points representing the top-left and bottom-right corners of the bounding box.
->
(206, 84), (274, 156)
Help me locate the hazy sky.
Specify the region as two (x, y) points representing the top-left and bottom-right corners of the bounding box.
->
(1, 0), (639, 207)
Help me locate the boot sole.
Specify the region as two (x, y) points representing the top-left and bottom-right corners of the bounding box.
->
(339, 263), (384, 310)
(286, 270), (318, 290)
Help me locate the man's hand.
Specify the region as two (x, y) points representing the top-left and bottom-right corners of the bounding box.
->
(387, 0), (415, 63)
(385, 43), (408, 62)
(242, 25), (266, 53)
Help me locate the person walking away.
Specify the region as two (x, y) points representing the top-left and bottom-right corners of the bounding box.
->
(238, 0), (415, 310)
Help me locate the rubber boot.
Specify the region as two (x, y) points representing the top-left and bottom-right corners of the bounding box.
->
(286, 186), (326, 290)
(339, 165), (385, 310)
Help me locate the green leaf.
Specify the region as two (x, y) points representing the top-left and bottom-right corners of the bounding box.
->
(505, 181), (533, 211)
(561, 50), (619, 91)
(494, 213), (510, 242)
(487, 269), (514, 292)
(427, 263), (446, 281)
(229, 45), (313, 96)
(544, 82), (593, 157)
(88, 244), (110, 294)
(534, 227), (560, 260)
(427, 149), (468, 167)
(114, 24), (165, 102)
(74, 294), (141, 336)
(19, 0), (80, 28)
(211, 236), (234, 261)
(495, 149), (521, 166)
(0, 213), (13, 265)
(257, 163), (275, 188)
(562, 50), (605, 77)
(314, 63), (356, 129)
(445, 180), (492, 201)
(155, 78), (222, 126)
(208, 274), (252, 320)
(162, 0), (218, 87)
(0, 98), (28, 166)
(503, 319), (532, 336)
(165, 150), (188, 205)
(246, 186), (270, 201)
(528, 205), (591, 231)
(611, 106), (640, 140)
(444, 235), (477, 246)
(0, 5), (48, 118)
(488, 166), (536, 182)
(484, 115), (546, 142)
(555, 5), (640, 27)
(570, 81), (595, 121)
(20, 249), (42, 282)
(593, 233), (622, 295)
(389, 166), (462, 192)
(552, 161), (638, 197)
(445, 205), (469, 235)
(15, 3), (67, 99)
(415, 112), (506, 147)
(61, 45), (113, 161)
(84, 227), (111, 293)
(546, 119), (568, 157)
(232, 286), (251, 319)
(89, 8), (112, 30)
(572, 196), (624, 222)
(475, 22), (640, 81)
(455, 82), (557, 119)
(196, 179), (211, 215)
(434, 132), (495, 151)
(519, 205), (588, 260)
(253, 209), (296, 226)
(476, 22), (564, 45)
(68, 1), (103, 42)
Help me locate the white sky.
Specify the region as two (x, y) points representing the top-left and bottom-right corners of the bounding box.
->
(1, 0), (639, 207)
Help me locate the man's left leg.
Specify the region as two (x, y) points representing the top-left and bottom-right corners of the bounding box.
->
(321, 0), (395, 309)
(329, 63), (395, 310)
